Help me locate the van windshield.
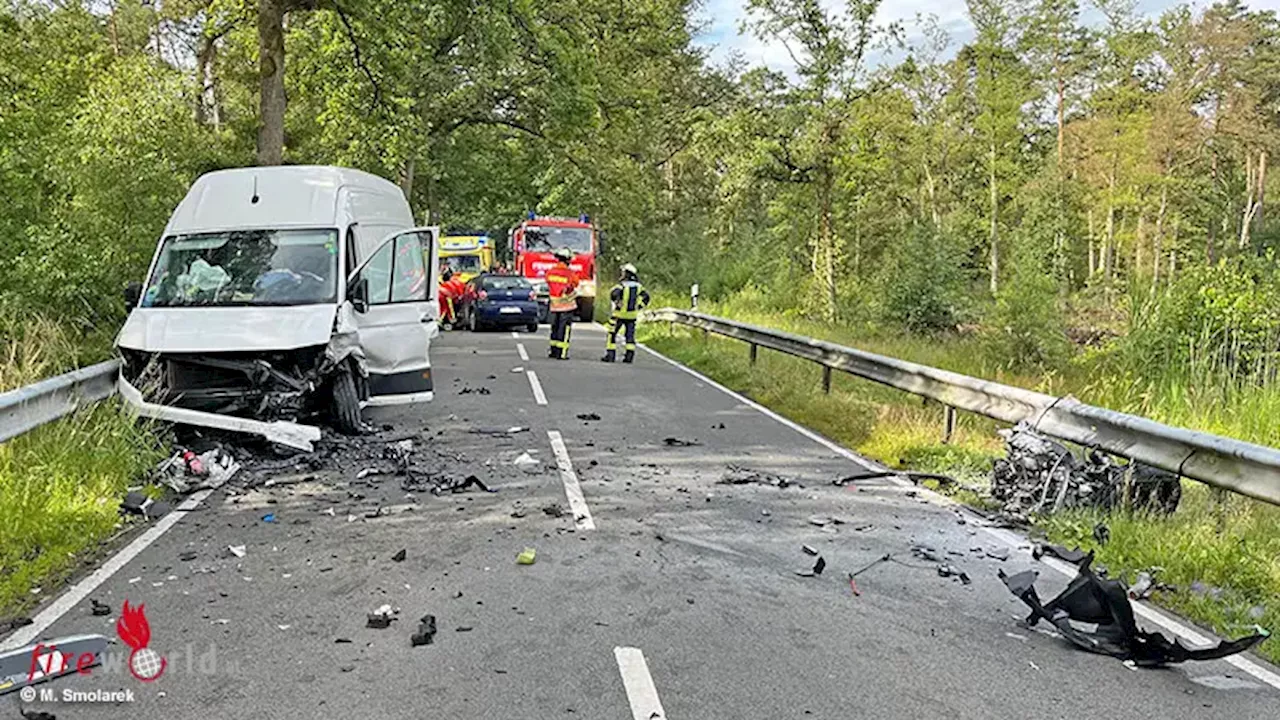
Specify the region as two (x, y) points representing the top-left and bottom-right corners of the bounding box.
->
(142, 229), (340, 307)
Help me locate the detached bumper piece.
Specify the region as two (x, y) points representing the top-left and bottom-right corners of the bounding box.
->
(118, 375), (321, 452)
(1000, 551), (1269, 666)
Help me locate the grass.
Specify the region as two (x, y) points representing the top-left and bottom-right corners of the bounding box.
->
(1, 315), (163, 616)
(641, 300), (1280, 665)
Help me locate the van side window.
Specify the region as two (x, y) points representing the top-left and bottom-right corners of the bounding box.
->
(345, 227), (358, 278)
(362, 241), (393, 305)
(391, 232), (427, 302)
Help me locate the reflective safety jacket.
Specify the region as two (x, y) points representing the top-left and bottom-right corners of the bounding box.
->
(546, 262), (579, 313)
(609, 280), (650, 320)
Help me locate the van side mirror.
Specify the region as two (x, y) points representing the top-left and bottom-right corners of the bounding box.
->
(124, 281), (142, 312)
(349, 277), (370, 314)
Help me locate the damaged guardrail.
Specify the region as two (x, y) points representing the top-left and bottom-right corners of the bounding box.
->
(645, 308), (1280, 507)
(0, 360), (120, 443)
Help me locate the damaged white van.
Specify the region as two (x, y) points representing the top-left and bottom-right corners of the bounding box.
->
(116, 166), (439, 451)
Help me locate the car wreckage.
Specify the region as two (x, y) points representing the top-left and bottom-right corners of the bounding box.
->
(116, 166), (440, 451)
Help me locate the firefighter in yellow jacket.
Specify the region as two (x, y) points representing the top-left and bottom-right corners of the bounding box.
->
(601, 263), (650, 364)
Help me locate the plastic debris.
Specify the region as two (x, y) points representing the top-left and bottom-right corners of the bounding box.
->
(513, 452), (542, 473)
(226, 545), (246, 559)
(178, 550), (198, 562)
(90, 599), (112, 617)
(802, 545), (818, 556)
(937, 564), (971, 584)
(796, 556), (826, 578)
(577, 413), (601, 421)
(985, 547), (1011, 562)
(719, 465), (794, 488)
(367, 604), (397, 629)
(663, 437), (701, 447)
(516, 548), (537, 565)
(542, 503), (566, 518)
(120, 491), (169, 520)
(261, 513), (277, 523)
(392, 549), (407, 563)
(1000, 553), (1270, 666)
(432, 475), (495, 495)
(410, 615), (438, 647)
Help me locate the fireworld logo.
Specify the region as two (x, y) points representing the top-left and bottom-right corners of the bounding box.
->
(26, 601), (166, 683)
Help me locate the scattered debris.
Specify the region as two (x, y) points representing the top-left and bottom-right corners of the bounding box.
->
(937, 564), (971, 584)
(458, 386), (491, 395)
(516, 548), (537, 565)
(152, 447), (240, 494)
(226, 545), (246, 559)
(992, 422), (1181, 520)
(796, 555), (826, 578)
(20, 709), (57, 720)
(663, 437), (701, 447)
(431, 475), (495, 495)
(719, 465), (795, 489)
(1032, 543), (1088, 564)
(261, 513), (277, 523)
(366, 604), (397, 629)
(392, 549), (407, 563)
(910, 545), (941, 563)
(832, 470), (957, 487)
(542, 503), (566, 518)
(513, 452), (542, 473)
(985, 547), (1011, 562)
(120, 491), (170, 520)
(410, 615), (438, 647)
(472, 426), (529, 437)
(576, 413), (601, 421)
(178, 550), (198, 562)
(511, 367), (525, 373)
(801, 545), (818, 556)
(1000, 552), (1270, 666)
(90, 599), (112, 617)
(1093, 522), (1111, 546)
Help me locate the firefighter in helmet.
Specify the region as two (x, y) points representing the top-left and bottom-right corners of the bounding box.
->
(546, 247), (579, 359)
(602, 263), (650, 363)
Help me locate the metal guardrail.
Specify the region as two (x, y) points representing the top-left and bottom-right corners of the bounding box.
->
(647, 308), (1280, 506)
(0, 361), (120, 443)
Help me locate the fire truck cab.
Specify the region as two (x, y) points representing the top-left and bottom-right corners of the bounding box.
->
(508, 214), (600, 321)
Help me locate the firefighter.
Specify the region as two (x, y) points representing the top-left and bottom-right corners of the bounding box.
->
(438, 268), (459, 328)
(546, 247), (579, 359)
(602, 263), (650, 364)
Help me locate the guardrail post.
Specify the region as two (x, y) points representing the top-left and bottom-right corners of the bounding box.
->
(749, 343), (758, 366)
(942, 405), (956, 444)
(822, 366), (832, 394)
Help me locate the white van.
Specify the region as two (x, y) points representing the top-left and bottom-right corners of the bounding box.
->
(115, 166), (439, 450)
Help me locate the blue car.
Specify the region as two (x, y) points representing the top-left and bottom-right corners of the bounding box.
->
(461, 275), (540, 332)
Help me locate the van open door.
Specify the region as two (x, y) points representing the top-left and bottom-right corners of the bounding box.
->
(347, 227), (439, 406)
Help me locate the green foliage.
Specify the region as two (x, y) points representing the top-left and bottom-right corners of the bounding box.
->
(983, 234), (1071, 370)
(882, 225), (968, 332)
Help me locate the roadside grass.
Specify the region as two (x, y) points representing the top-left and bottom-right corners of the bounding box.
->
(0, 401), (165, 615)
(640, 304), (1280, 665)
(1, 314), (161, 617)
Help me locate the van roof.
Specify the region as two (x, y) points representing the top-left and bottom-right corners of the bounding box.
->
(165, 166), (405, 235)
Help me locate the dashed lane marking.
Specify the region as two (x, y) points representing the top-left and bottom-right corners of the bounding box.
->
(517, 343), (529, 362)
(526, 370), (547, 405)
(614, 647), (667, 720)
(548, 430), (595, 530)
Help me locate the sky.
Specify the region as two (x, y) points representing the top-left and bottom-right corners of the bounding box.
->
(694, 0), (1280, 74)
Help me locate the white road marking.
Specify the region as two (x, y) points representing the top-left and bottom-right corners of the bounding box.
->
(0, 489), (216, 651)
(639, 341), (1280, 692)
(511, 331), (520, 339)
(517, 343), (529, 361)
(526, 370), (547, 405)
(548, 430), (595, 530)
(614, 647), (667, 720)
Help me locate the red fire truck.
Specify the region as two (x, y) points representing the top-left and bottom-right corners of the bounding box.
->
(508, 213), (601, 322)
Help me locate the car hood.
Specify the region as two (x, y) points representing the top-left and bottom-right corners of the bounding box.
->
(117, 305), (338, 353)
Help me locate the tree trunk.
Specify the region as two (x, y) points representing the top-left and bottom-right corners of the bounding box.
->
(818, 168), (837, 323)
(195, 33), (221, 127)
(109, 1), (120, 56)
(1240, 150), (1256, 250)
(988, 141), (999, 295)
(400, 157), (415, 200)
(1104, 157), (1117, 281)
(1257, 149), (1267, 227)
(256, 0), (287, 166)
(1153, 184), (1168, 286)
(1134, 213), (1146, 280)
(1087, 207), (1096, 277)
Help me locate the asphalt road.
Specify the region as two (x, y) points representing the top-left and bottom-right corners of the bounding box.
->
(4, 323), (1279, 718)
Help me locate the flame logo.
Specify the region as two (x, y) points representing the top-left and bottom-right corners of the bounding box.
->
(116, 601), (166, 682)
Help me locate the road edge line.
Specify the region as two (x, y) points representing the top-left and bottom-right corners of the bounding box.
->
(526, 370), (547, 405)
(637, 340), (1280, 690)
(548, 430), (595, 530)
(0, 489), (215, 651)
(614, 646), (667, 720)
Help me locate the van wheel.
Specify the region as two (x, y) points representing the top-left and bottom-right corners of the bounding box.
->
(526, 322), (538, 333)
(331, 367), (363, 435)
(467, 309), (479, 332)
(577, 298), (594, 322)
